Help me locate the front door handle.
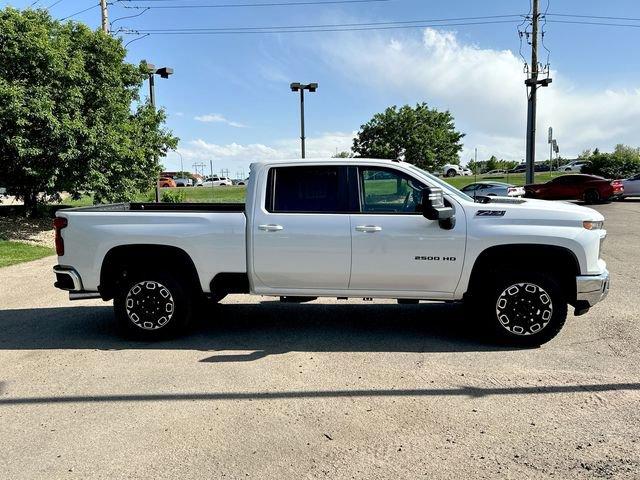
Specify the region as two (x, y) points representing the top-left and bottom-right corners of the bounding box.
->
(258, 224), (284, 232)
(355, 225), (382, 233)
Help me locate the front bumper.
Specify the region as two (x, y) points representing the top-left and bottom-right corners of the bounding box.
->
(576, 269), (610, 307)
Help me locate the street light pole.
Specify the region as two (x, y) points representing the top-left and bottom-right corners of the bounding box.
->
(290, 82), (317, 159)
(299, 88), (305, 159)
(144, 61), (174, 202)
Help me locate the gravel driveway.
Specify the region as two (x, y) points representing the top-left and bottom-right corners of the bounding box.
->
(0, 201), (638, 479)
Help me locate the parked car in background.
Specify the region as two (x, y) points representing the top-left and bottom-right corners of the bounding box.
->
(461, 167), (472, 176)
(174, 177), (193, 187)
(485, 169), (507, 174)
(509, 163), (550, 173)
(200, 176), (233, 187)
(233, 178), (249, 186)
(442, 164), (467, 177)
(562, 160), (589, 173)
(461, 181), (525, 198)
(524, 174), (622, 204)
(157, 177), (176, 188)
(619, 173), (640, 198)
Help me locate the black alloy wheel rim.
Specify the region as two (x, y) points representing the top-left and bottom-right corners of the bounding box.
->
(125, 281), (175, 330)
(495, 282), (553, 335)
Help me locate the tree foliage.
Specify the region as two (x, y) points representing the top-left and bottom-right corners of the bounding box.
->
(351, 103), (464, 171)
(467, 156), (518, 174)
(581, 144), (640, 179)
(0, 8), (178, 214)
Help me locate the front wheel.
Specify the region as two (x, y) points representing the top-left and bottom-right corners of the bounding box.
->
(114, 272), (193, 339)
(476, 272), (567, 347)
(445, 169), (457, 177)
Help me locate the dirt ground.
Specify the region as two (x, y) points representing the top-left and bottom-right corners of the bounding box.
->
(0, 201), (638, 479)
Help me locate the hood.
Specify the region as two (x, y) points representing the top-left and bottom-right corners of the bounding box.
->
(468, 197), (604, 223)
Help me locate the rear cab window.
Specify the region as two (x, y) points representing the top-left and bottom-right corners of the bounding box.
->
(266, 166), (348, 213)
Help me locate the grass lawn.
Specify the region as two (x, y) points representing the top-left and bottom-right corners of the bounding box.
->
(0, 240), (55, 268)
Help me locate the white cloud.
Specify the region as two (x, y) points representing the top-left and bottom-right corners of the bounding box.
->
(194, 113), (247, 128)
(163, 131), (355, 175)
(320, 28), (640, 163)
(173, 131), (354, 162)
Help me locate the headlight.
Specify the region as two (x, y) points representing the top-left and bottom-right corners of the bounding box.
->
(583, 220), (604, 230)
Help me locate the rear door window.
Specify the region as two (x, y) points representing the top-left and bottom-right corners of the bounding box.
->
(267, 166), (346, 213)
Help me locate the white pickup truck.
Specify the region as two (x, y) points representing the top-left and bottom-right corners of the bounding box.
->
(53, 159), (609, 346)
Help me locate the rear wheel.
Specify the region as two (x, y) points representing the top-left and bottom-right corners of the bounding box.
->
(475, 272), (567, 347)
(446, 169), (457, 177)
(114, 272), (193, 339)
(583, 189), (600, 204)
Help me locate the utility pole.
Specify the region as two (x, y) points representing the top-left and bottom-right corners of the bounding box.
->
(99, 0), (109, 33)
(524, 0), (552, 184)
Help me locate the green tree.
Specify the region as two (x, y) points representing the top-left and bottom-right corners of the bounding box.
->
(332, 151), (353, 158)
(485, 155), (498, 172)
(351, 103), (464, 171)
(0, 8), (178, 215)
(582, 144), (640, 178)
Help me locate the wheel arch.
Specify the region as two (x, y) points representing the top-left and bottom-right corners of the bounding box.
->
(466, 244), (580, 304)
(99, 244), (201, 300)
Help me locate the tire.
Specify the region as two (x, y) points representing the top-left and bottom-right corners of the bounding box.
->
(114, 272), (193, 339)
(583, 189), (600, 204)
(446, 169), (457, 177)
(476, 271), (567, 347)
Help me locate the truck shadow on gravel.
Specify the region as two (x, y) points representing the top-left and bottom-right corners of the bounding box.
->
(0, 301), (513, 354)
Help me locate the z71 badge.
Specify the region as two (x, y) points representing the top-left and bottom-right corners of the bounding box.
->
(476, 210), (506, 217)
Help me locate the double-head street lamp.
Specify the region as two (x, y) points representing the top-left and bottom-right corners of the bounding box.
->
(144, 61), (174, 201)
(290, 82), (317, 159)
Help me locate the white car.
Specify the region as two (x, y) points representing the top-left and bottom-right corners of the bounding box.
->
(53, 158), (609, 347)
(620, 173), (640, 198)
(200, 176), (232, 187)
(443, 164), (466, 177)
(173, 177), (193, 187)
(562, 161), (589, 173)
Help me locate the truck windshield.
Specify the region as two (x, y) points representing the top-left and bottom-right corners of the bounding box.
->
(405, 164), (474, 202)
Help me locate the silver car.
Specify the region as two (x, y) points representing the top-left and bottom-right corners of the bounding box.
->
(620, 173), (640, 198)
(461, 181), (525, 198)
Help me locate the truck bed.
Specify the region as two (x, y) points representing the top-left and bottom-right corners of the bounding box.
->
(62, 202), (245, 212)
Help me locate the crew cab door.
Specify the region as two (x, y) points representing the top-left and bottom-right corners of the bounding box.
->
(251, 165), (352, 290)
(348, 166), (466, 293)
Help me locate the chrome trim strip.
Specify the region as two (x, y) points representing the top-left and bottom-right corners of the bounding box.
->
(53, 266), (83, 292)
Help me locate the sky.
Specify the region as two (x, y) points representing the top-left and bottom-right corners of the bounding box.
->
(5, 0), (640, 177)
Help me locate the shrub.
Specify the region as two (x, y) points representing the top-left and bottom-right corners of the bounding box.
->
(161, 189), (186, 203)
(582, 145), (640, 179)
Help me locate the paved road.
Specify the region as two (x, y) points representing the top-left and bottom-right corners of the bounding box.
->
(1, 201), (639, 479)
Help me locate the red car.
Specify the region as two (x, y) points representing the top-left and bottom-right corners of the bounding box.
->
(524, 174), (623, 204)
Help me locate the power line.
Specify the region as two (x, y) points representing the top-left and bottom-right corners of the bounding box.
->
(46, 0), (66, 9)
(127, 15), (524, 32)
(546, 19), (640, 29)
(119, 0), (391, 8)
(546, 13), (640, 22)
(60, 4), (100, 20)
(121, 19), (523, 36)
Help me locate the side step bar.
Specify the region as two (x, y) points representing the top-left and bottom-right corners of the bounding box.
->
(69, 292), (102, 301)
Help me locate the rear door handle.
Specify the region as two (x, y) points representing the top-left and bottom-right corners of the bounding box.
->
(258, 224), (284, 232)
(355, 225), (382, 233)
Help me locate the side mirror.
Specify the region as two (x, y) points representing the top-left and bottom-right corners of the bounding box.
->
(421, 187), (456, 229)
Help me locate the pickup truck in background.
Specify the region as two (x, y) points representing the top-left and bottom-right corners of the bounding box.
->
(53, 159), (609, 346)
